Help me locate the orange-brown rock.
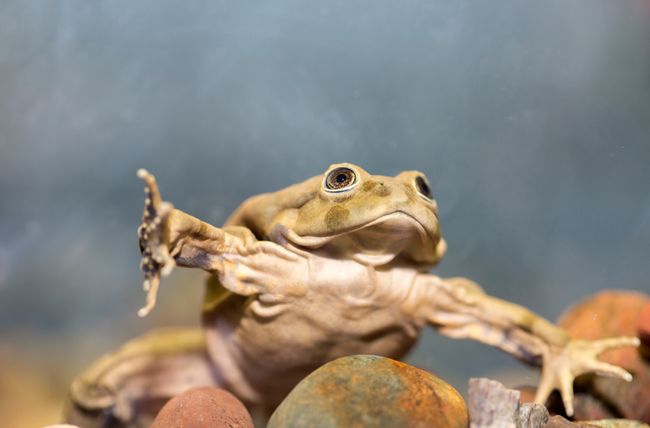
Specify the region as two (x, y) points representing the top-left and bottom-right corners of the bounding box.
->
(267, 354), (468, 428)
(557, 291), (650, 423)
(638, 302), (650, 350)
(150, 386), (254, 428)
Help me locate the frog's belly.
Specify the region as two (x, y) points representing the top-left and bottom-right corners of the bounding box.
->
(202, 295), (421, 408)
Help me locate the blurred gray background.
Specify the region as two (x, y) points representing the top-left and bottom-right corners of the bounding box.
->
(1, 1), (649, 424)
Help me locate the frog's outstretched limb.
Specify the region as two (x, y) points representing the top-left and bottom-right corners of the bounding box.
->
(135, 169), (306, 317)
(64, 327), (223, 428)
(409, 274), (640, 417)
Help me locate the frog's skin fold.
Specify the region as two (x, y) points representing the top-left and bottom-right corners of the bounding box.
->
(65, 163), (639, 427)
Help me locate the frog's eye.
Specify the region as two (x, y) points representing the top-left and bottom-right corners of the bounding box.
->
(324, 167), (357, 192)
(414, 176), (433, 200)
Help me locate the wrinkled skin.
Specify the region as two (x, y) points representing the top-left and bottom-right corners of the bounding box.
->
(66, 163), (639, 427)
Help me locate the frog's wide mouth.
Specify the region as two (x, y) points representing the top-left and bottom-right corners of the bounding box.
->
(279, 211), (436, 262)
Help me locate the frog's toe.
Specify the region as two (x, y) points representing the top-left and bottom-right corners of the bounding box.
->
(587, 360), (633, 381)
(533, 375), (554, 407)
(138, 275), (160, 318)
(534, 367), (576, 416)
(558, 371), (575, 417)
(590, 336), (640, 354)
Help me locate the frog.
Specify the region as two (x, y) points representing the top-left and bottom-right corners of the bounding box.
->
(66, 163), (640, 427)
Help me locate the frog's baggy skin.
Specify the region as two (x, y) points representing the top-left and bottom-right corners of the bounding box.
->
(66, 163), (640, 427)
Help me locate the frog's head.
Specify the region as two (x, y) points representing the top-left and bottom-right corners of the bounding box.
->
(237, 163), (446, 267)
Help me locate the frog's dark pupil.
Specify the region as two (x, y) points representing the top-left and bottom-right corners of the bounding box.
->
(416, 176), (432, 198)
(326, 168), (355, 190)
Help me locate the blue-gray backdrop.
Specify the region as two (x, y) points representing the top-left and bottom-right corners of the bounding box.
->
(1, 0), (649, 398)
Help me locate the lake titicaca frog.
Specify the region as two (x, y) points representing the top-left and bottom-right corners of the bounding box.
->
(67, 163), (639, 427)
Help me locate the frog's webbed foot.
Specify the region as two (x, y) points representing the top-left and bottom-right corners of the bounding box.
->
(535, 336), (640, 416)
(136, 169), (176, 317)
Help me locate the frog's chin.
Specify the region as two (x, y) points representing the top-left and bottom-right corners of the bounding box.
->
(279, 212), (437, 266)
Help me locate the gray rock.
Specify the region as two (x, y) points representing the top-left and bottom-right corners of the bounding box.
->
(519, 402), (550, 428)
(468, 378), (553, 428)
(468, 378), (521, 428)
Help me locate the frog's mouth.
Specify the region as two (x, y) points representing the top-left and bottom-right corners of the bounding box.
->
(280, 212), (437, 265)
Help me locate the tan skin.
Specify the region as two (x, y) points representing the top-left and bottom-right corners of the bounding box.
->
(67, 163), (639, 427)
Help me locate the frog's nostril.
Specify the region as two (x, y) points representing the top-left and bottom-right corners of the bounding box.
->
(375, 183), (391, 197)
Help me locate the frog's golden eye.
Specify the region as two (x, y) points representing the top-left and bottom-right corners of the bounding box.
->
(415, 176), (433, 200)
(324, 167), (357, 192)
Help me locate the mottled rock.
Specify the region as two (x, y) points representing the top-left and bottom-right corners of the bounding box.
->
(468, 378), (520, 428)
(468, 378), (548, 428)
(638, 302), (650, 350)
(267, 354), (468, 428)
(150, 386), (253, 428)
(584, 420), (650, 428)
(543, 415), (598, 428)
(519, 403), (551, 428)
(558, 291), (650, 422)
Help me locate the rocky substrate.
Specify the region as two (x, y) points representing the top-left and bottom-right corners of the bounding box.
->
(51, 290), (650, 427)
(134, 368), (648, 428)
(519, 291), (650, 423)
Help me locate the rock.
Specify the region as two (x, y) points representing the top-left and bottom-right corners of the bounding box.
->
(267, 354), (468, 428)
(568, 393), (618, 421)
(150, 386), (254, 428)
(543, 417), (650, 428)
(557, 291), (650, 423)
(543, 415), (599, 427)
(468, 378), (520, 428)
(583, 420), (650, 428)
(638, 302), (650, 350)
(468, 378), (548, 428)
(520, 403), (551, 428)
(558, 291), (648, 365)
(516, 385), (537, 404)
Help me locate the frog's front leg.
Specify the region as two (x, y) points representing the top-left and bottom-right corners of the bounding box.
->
(408, 274), (640, 416)
(136, 169), (305, 317)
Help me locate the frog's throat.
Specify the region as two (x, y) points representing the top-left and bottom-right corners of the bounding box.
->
(279, 211), (434, 251)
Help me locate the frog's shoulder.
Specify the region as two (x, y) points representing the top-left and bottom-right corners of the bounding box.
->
(224, 176), (321, 240)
